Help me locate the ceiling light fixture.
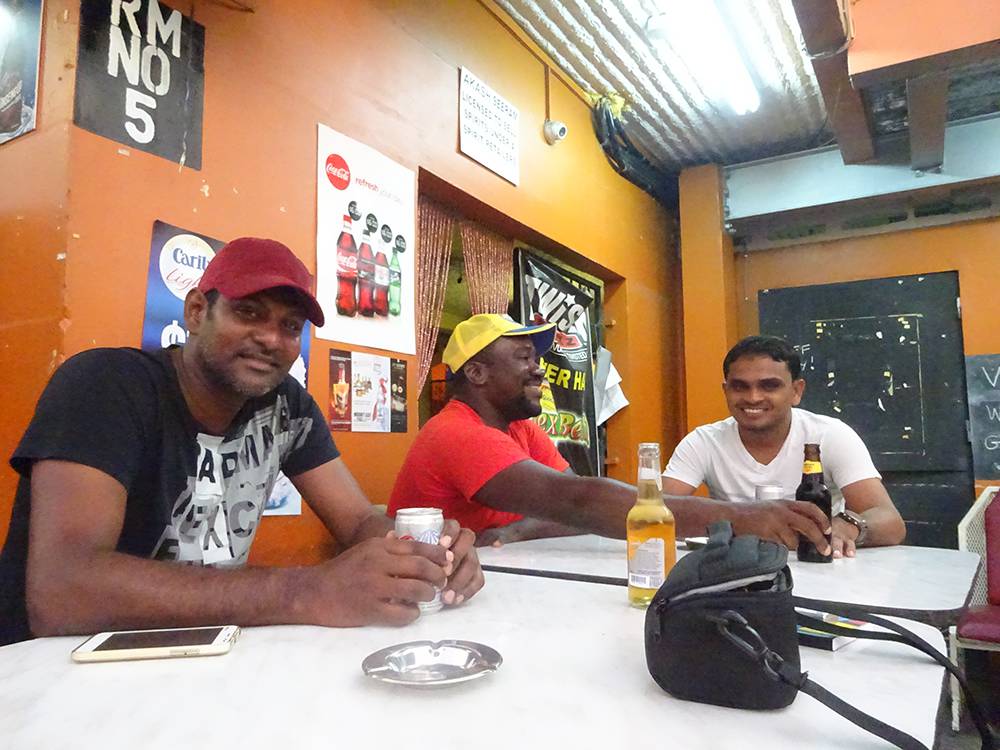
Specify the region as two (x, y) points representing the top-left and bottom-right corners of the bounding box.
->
(0, 5), (14, 42)
(646, 0), (760, 116)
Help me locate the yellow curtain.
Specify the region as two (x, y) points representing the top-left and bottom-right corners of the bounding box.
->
(459, 221), (513, 315)
(415, 198), (456, 390)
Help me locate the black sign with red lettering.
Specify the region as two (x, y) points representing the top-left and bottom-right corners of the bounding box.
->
(74, 0), (205, 168)
(517, 253), (600, 477)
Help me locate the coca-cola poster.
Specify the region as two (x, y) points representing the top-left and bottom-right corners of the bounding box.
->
(140, 220), (314, 517)
(73, 0), (204, 168)
(315, 123), (416, 355)
(517, 253), (601, 477)
(0, 0), (43, 147)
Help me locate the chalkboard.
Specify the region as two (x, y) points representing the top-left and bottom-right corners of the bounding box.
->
(965, 354), (1000, 479)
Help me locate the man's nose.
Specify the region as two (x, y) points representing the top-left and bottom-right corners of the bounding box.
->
(251, 320), (283, 349)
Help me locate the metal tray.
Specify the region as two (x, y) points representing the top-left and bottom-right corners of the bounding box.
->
(361, 640), (502, 687)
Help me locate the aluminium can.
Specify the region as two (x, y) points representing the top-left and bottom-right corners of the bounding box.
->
(394, 508), (445, 613)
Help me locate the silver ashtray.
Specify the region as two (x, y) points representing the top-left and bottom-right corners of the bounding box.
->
(361, 640), (502, 687)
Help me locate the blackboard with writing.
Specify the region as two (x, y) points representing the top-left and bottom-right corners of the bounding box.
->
(965, 354), (1000, 479)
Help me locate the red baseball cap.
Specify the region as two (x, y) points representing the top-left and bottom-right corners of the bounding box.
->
(197, 237), (325, 326)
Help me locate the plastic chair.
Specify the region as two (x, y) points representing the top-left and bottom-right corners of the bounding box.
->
(950, 485), (1000, 731)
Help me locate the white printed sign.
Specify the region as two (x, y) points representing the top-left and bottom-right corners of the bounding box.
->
(459, 67), (519, 185)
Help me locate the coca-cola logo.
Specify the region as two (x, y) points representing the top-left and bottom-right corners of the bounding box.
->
(159, 234), (216, 300)
(325, 154), (351, 190)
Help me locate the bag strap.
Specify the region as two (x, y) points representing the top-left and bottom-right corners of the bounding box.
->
(793, 596), (995, 750)
(707, 606), (995, 750)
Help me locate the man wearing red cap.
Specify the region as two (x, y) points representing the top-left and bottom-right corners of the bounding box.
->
(390, 314), (833, 551)
(0, 238), (482, 647)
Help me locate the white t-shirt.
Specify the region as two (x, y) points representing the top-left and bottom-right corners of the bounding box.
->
(663, 408), (880, 515)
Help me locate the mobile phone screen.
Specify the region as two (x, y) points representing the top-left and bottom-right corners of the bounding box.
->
(95, 627), (225, 651)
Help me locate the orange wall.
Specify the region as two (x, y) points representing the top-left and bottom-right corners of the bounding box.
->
(678, 165), (738, 430)
(849, 0), (1000, 77)
(1, 1), (681, 561)
(0, 3), (75, 546)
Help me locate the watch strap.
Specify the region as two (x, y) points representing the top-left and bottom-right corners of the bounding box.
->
(837, 510), (868, 545)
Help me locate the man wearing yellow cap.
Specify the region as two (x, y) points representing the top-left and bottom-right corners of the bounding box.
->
(389, 314), (833, 551)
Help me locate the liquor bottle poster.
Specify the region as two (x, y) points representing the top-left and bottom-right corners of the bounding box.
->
(516, 253), (600, 477)
(140, 220), (312, 516)
(329, 349), (352, 432)
(73, 0), (205, 168)
(315, 123), (416, 355)
(0, 0), (43, 146)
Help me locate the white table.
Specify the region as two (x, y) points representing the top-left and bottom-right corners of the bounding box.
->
(478, 536), (981, 616)
(0, 572), (947, 750)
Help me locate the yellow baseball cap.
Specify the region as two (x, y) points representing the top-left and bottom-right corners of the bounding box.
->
(443, 314), (556, 374)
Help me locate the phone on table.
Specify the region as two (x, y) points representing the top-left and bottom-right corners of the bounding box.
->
(71, 625), (240, 663)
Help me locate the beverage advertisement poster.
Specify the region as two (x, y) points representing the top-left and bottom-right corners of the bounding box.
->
(350, 352), (391, 433)
(140, 220), (311, 516)
(390, 358), (407, 433)
(0, 0), (43, 147)
(315, 123), (416, 355)
(329, 350), (407, 434)
(517, 253), (600, 476)
(329, 349), (352, 432)
(73, 0), (205, 168)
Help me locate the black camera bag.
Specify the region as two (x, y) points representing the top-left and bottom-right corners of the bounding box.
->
(644, 521), (995, 750)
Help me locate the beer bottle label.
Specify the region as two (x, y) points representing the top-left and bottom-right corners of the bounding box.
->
(628, 538), (665, 588)
(802, 460), (823, 474)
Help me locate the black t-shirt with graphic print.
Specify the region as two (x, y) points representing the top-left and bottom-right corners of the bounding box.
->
(0, 347), (339, 646)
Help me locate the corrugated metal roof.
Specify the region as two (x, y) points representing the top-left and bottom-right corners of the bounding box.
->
(495, 0), (831, 171)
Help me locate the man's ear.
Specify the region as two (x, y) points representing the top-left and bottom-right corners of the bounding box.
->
(184, 289), (209, 334)
(463, 359), (490, 386)
(791, 378), (805, 405)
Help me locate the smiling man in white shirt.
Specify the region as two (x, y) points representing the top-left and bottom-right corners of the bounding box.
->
(662, 336), (906, 557)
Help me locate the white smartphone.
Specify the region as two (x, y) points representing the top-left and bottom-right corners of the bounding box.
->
(71, 625), (240, 663)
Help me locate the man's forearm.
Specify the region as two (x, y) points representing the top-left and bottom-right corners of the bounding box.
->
(27, 550), (314, 637)
(859, 506), (907, 547)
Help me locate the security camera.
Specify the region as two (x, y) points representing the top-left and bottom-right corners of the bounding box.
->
(543, 119), (568, 145)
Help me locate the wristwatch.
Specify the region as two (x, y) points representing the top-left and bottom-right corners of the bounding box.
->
(837, 510), (869, 546)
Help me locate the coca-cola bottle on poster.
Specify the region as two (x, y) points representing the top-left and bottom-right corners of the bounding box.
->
(373, 228), (390, 317)
(335, 214), (358, 317)
(357, 229), (376, 317)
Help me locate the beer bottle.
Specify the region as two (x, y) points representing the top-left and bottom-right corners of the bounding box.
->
(796, 443), (833, 563)
(627, 443), (676, 607)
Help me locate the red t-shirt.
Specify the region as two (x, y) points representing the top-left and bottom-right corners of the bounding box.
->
(388, 399), (569, 532)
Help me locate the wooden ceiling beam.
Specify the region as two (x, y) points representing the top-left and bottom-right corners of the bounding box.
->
(907, 73), (950, 172)
(791, 0), (876, 164)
